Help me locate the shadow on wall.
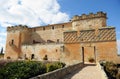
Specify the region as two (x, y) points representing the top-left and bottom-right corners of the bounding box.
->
(31, 32), (46, 44)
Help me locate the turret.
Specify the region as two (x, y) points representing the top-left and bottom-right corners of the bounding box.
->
(71, 11), (107, 30)
(5, 25), (31, 59)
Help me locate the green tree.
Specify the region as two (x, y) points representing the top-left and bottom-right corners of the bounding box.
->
(0, 47), (3, 54)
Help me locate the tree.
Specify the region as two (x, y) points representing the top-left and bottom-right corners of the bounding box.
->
(0, 47), (3, 54)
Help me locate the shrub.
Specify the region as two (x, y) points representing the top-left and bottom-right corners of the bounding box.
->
(43, 55), (48, 60)
(46, 62), (66, 72)
(116, 72), (120, 79)
(88, 57), (95, 63)
(0, 61), (65, 79)
(104, 61), (118, 79)
(0, 61), (46, 79)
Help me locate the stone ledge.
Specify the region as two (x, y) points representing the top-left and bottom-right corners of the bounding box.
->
(30, 62), (83, 79)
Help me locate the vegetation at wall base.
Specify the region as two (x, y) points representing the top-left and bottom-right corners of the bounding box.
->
(0, 60), (65, 79)
(88, 57), (95, 63)
(100, 61), (120, 79)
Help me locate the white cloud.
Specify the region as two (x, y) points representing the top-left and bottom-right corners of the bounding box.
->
(117, 40), (120, 54)
(0, 32), (6, 36)
(0, 0), (69, 27)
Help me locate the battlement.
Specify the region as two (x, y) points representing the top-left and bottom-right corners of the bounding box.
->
(7, 25), (29, 31)
(71, 11), (107, 21)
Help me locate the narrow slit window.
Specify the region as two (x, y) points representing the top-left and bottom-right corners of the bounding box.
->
(62, 25), (64, 28)
(31, 54), (35, 59)
(52, 26), (54, 30)
(11, 39), (14, 45)
(57, 39), (59, 43)
(43, 27), (45, 30)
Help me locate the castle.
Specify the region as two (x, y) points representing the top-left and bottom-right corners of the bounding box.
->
(4, 11), (119, 64)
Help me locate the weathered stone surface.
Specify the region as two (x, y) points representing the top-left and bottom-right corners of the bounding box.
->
(4, 11), (119, 64)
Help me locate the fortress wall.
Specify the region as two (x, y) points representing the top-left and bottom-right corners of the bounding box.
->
(72, 18), (106, 30)
(72, 12), (107, 30)
(64, 27), (118, 63)
(21, 44), (63, 61)
(31, 22), (72, 43)
(64, 41), (118, 63)
(20, 29), (32, 44)
(5, 31), (21, 59)
(63, 44), (82, 64)
(95, 41), (118, 62)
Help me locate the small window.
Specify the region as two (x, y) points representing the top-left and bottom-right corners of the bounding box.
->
(11, 39), (14, 45)
(60, 46), (64, 52)
(43, 27), (45, 30)
(56, 49), (58, 52)
(62, 25), (64, 28)
(52, 26), (54, 30)
(57, 39), (59, 43)
(31, 54), (35, 59)
(33, 40), (35, 44)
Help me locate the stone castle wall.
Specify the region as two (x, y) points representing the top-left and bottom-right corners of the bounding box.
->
(72, 12), (107, 30)
(31, 22), (72, 43)
(4, 11), (119, 64)
(21, 44), (63, 61)
(64, 27), (118, 62)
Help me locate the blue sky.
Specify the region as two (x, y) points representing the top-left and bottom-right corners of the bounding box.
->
(0, 0), (120, 54)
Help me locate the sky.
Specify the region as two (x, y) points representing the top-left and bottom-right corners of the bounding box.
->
(0, 0), (120, 54)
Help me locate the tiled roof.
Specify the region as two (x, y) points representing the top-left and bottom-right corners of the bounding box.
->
(64, 27), (116, 43)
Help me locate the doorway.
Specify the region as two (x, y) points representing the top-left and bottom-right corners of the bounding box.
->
(82, 46), (96, 63)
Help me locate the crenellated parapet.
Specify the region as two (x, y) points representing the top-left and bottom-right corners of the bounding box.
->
(71, 11), (107, 21)
(7, 25), (29, 32)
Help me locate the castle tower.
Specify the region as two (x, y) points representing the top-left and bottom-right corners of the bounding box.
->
(71, 11), (107, 31)
(4, 25), (31, 59)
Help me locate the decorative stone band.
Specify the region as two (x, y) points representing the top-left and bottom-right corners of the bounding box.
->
(64, 27), (116, 43)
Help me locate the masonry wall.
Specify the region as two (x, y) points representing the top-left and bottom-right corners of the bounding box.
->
(95, 41), (118, 62)
(64, 41), (118, 63)
(5, 12), (119, 64)
(5, 31), (21, 59)
(31, 22), (72, 43)
(21, 44), (63, 61)
(63, 44), (82, 65)
(72, 12), (106, 31)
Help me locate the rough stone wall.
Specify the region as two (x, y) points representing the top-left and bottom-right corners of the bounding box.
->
(64, 41), (118, 63)
(21, 44), (63, 61)
(4, 26), (32, 59)
(30, 63), (83, 79)
(95, 41), (118, 62)
(4, 12), (119, 64)
(5, 31), (21, 59)
(71, 12), (106, 30)
(31, 22), (72, 43)
(63, 44), (82, 64)
(64, 28), (118, 63)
